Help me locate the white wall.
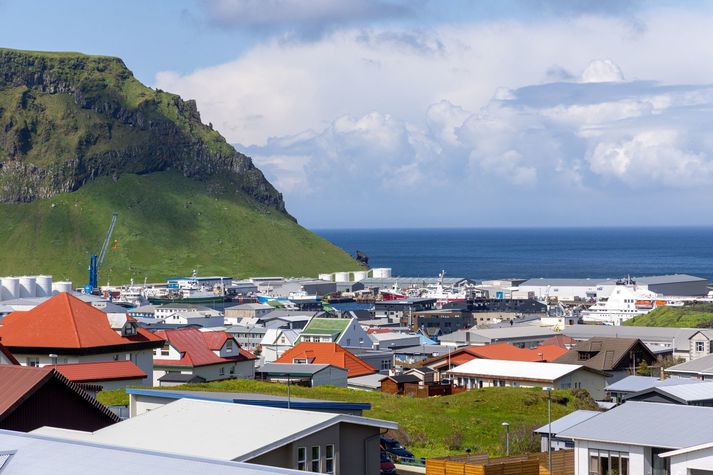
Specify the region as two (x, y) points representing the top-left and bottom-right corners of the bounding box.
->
(574, 440), (647, 475)
(336, 319), (372, 348)
(669, 446), (713, 475)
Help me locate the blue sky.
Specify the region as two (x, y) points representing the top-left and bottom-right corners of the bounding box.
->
(3, 1), (713, 228)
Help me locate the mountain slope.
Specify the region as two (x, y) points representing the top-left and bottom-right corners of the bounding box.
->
(0, 171), (358, 283)
(0, 48), (358, 281)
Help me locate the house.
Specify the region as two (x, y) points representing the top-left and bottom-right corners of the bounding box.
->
(125, 388), (370, 417)
(421, 343), (569, 381)
(0, 342), (18, 365)
(220, 324), (267, 351)
(392, 344), (452, 366)
(380, 374), (421, 395)
(298, 317), (372, 348)
(152, 328), (256, 386)
(557, 401), (713, 475)
(346, 347), (394, 373)
(533, 410), (600, 451)
(154, 303), (224, 320)
(667, 353), (713, 380)
(0, 292), (163, 384)
(447, 359), (610, 399)
(369, 332), (421, 350)
(276, 342), (377, 377)
(409, 309), (475, 336)
(261, 328), (302, 363)
(158, 310), (226, 328)
(224, 303), (274, 324)
(554, 338), (659, 382)
(605, 375), (701, 403)
(0, 429), (302, 474)
(624, 381), (713, 406)
(51, 361), (147, 391)
(439, 326), (557, 348)
(0, 365), (119, 432)
(256, 363), (348, 387)
(36, 398), (398, 474)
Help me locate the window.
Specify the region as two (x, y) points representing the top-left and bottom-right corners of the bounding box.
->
(697, 341), (705, 352)
(294, 358), (308, 364)
(381, 359), (392, 371)
(325, 445), (334, 474)
(226, 340), (234, 352)
(219, 367), (225, 376)
(588, 449), (629, 475)
(26, 357), (40, 367)
(311, 446), (320, 472)
(161, 343), (170, 356)
(297, 447), (306, 471)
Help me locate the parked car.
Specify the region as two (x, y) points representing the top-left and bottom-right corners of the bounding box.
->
(380, 451), (397, 475)
(381, 436), (414, 459)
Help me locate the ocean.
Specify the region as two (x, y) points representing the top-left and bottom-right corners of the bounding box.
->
(314, 227), (713, 281)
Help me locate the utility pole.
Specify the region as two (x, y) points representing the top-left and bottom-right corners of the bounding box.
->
(543, 387), (553, 475)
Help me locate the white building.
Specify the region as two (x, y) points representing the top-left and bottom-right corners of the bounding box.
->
(260, 328), (301, 363)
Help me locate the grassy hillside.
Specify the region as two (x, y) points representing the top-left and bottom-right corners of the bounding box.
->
(624, 303), (713, 328)
(98, 380), (596, 458)
(0, 171), (359, 284)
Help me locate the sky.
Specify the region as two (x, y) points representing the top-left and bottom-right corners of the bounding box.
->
(2, 0), (713, 228)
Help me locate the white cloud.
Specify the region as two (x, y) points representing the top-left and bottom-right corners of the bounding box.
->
(580, 59), (625, 83)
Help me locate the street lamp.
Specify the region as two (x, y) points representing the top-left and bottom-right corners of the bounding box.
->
(543, 387), (553, 475)
(501, 422), (510, 456)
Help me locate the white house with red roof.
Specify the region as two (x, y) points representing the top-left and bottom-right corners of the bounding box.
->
(152, 328), (256, 386)
(0, 293), (164, 385)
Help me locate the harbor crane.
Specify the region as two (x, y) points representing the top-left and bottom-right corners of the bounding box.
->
(85, 212), (118, 294)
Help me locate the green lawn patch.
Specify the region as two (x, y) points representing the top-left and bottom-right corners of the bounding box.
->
(624, 303), (713, 328)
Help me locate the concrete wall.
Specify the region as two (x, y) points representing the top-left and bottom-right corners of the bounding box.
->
(247, 422), (380, 475)
(573, 440), (647, 475)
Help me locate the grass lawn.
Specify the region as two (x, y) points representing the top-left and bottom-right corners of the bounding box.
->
(98, 380), (596, 459)
(624, 303), (713, 328)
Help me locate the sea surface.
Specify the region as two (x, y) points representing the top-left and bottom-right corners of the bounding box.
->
(314, 227), (713, 281)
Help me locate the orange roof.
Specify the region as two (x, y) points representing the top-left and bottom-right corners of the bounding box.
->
(276, 342), (376, 377)
(0, 293), (163, 351)
(52, 361), (147, 383)
(154, 328), (255, 368)
(425, 342), (566, 369)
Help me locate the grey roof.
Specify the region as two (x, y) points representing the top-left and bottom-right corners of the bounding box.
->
(520, 278), (602, 287)
(649, 382), (713, 403)
(157, 373), (206, 383)
(605, 375), (701, 393)
(563, 325), (698, 352)
(93, 302), (129, 313)
(667, 353), (713, 375)
(533, 410), (600, 436)
(558, 401), (713, 449)
(258, 363), (343, 376)
(393, 344), (452, 356)
(441, 326), (555, 343)
(224, 325), (267, 334)
(347, 373), (384, 389)
(603, 274), (709, 285)
(361, 276), (473, 287)
(0, 429), (300, 474)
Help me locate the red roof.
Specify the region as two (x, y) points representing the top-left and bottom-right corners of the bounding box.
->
(52, 361), (147, 383)
(0, 293), (163, 351)
(0, 365), (120, 423)
(154, 328), (254, 368)
(276, 342), (376, 377)
(424, 342), (568, 369)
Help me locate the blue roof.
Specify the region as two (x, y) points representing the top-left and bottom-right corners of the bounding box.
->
(417, 334), (437, 345)
(125, 388), (370, 411)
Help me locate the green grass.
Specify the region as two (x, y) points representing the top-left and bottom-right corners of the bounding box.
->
(0, 171), (359, 284)
(97, 380), (596, 458)
(623, 303), (713, 328)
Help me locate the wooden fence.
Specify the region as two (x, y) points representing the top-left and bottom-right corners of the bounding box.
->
(426, 450), (573, 475)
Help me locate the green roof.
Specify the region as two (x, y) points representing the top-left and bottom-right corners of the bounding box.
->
(301, 318), (351, 336)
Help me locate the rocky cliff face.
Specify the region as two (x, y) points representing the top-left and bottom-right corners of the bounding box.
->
(0, 48), (287, 214)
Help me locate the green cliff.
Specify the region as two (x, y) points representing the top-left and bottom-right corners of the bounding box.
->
(0, 48), (358, 283)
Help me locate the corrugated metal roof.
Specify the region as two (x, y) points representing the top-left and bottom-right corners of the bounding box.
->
(55, 398), (397, 461)
(447, 359), (587, 381)
(667, 353), (713, 374)
(533, 410), (600, 435)
(52, 361), (146, 383)
(605, 375), (700, 393)
(0, 429), (302, 474)
(655, 381), (713, 402)
(276, 342), (376, 377)
(258, 363), (336, 375)
(558, 401), (713, 448)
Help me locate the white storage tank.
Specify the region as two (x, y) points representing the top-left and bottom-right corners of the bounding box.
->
(1, 277), (20, 301)
(372, 268), (392, 278)
(19, 276), (37, 298)
(52, 281), (73, 294)
(318, 273), (333, 282)
(36, 275), (53, 297)
(334, 272), (350, 283)
(352, 271), (368, 282)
